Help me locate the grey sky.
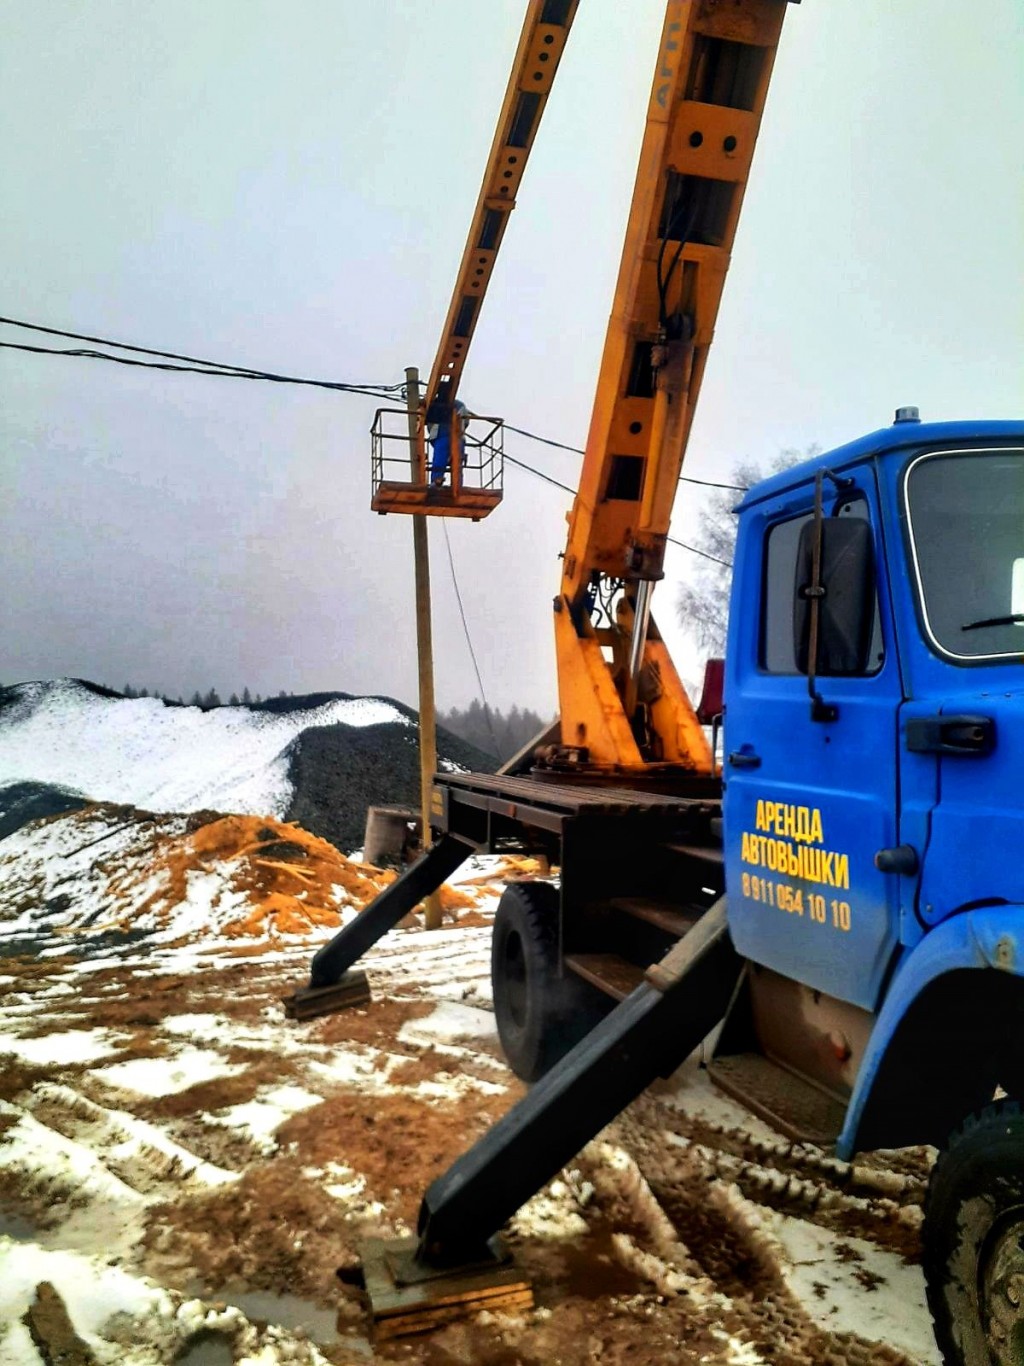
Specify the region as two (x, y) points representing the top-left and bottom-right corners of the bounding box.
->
(2, 0), (1021, 715)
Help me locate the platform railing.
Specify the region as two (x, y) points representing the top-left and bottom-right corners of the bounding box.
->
(370, 408), (505, 519)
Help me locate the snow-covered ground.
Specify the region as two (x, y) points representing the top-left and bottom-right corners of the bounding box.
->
(0, 818), (940, 1364)
(0, 718), (942, 1363)
(0, 679), (412, 817)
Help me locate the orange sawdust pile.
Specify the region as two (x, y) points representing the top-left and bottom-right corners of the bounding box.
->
(116, 813), (511, 940)
(129, 814), (393, 938)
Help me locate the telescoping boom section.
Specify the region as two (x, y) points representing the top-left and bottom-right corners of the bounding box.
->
(370, 0), (580, 521)
(554, 0), (791, 775)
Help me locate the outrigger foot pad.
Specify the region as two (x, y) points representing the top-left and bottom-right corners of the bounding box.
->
(282, 970), (371, 1021)
(356, 1235), (533, 1340)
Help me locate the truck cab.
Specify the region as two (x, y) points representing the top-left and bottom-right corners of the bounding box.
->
(722, 415), (1024, 1362)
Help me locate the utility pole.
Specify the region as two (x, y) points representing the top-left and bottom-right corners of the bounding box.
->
(405, 366), (443, 930)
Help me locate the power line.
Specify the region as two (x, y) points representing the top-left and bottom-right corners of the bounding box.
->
(3, 317), (743, 488)
(505, 422), (747, 492)
(0, 315), (403, 397)
(504, 423), (583, 454)
(1, 314), (745, 497)
(440, 521), (502, 763)
(0, 340), (400, 399)
(3, 329), (729, 566)
(504, 453), (731, 567)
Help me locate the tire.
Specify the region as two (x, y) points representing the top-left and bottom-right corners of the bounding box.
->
(923, 1099), (1024, 1366)
(491, 881), (602, 1083)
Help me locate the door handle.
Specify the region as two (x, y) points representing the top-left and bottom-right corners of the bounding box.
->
(906, 714), (995, 756)
(728, 749), (761, 770)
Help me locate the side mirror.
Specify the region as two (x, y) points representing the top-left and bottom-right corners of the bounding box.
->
(794, 519), (875, 676)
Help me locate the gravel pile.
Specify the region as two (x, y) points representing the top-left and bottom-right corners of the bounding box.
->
(0, 680), (492, 851)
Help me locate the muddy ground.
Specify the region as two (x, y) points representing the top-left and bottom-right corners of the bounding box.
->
(0, 912), (940, 1366)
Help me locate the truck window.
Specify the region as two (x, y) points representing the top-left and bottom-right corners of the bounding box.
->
(761, 498), (883, 674)
(905, 448), (1024, 662)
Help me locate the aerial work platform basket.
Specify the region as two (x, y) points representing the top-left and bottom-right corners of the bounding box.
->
(370, 407), (504, 520)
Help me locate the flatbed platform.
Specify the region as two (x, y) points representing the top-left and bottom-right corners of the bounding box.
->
(434, 769), (721, 840)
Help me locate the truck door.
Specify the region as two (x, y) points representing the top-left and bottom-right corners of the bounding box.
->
(722, 472), (902, 1009)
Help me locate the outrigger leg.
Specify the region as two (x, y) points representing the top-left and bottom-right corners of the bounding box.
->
(283, 834), (469, 1020)
(358, 903), (741, 1338)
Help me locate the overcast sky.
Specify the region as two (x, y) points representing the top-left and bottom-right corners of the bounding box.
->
(2, 0), (1021, 715)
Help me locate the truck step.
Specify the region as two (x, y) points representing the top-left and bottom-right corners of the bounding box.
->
(607, 897), (701, 939)
(564, 953), (646, 1002)
(663, 842), (724, 867)
(707, 1052), (847, 1146)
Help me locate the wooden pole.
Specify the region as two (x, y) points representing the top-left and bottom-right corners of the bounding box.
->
(406, 366), (443, 930)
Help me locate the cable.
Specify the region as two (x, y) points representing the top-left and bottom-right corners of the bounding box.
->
(2, 314), (745, 489)
(505, 425), (745, 491)
(0, 314), (404, 396)
(0, 340), (399, 400)
(504, 453), (730, 567)
(440, 521), (502, 764)
(680, 475), (748, 492)
(504, 423), (582, 454)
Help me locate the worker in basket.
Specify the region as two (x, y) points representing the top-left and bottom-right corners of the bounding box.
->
(427, 398), (471, 486)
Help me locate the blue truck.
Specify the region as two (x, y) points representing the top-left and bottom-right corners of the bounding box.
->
(294, 412), (1023, 1363)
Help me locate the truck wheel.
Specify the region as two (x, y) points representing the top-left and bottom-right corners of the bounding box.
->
(923, 1100), (1024, 1366)
(491, 881), (599, 1083)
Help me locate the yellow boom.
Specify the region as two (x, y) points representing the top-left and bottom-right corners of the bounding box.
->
(553, 0), (792, 776)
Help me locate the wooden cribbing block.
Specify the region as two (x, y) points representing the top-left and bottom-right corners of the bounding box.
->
(358, 1236), (533, 1341)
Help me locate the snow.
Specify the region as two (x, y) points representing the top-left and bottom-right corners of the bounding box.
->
(0, 1102), (147, 1218)
(0, 678), (411, 818)
(160, 1012), (301, 1053)
(92, 1046), (247, 1097)
(158, 866), (249, 942)
(0, 1027), (127, 1067)
(204, 1086), (322, 1155)
(763, 1211), (941, 1364)
(397, 1000), (498, 1045)
(0, 1242), (171, 1351)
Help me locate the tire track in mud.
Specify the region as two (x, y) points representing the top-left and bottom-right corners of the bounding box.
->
(573, 1131), (922, 1365)
(622, 1095), (927, 1256)
(0, 1080), (240, 1268)
(22, 1082), (238, 1197)
(581, 1093), (928, 1364)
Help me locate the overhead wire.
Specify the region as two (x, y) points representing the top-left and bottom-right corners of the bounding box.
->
(1, 315), (746, 508)
(0, 340), (400, 401)
(0, 315), (403, 398)
(504, 453), (731, 567)
(439, 521), (502, 764)
(505, 424), (746, 492)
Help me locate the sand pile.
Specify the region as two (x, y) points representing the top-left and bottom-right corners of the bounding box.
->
(0, 804), (504, 954)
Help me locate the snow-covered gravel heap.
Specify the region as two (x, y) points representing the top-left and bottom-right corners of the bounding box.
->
(0, 679), (411, 818)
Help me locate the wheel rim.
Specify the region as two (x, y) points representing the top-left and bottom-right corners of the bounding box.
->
(982, 1205), (1024, 1366)
(504, 929), (527, 1029)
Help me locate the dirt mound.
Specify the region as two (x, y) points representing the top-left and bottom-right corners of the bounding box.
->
(0, 679), (494, 852)
(0, 780), (90, 840)
(284, 719), (492, 851)
(0, 804), (501, 951)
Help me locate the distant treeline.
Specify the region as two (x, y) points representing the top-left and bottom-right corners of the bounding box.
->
(440, 700), (552, 764)
(118, 685), (294, 710)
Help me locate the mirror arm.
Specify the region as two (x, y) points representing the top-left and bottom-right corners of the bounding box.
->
(806, 469), (839, 723)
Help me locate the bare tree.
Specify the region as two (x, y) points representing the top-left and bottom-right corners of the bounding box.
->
(677, 448), (817, 656)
